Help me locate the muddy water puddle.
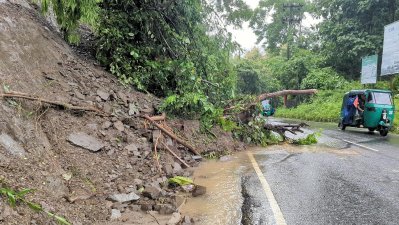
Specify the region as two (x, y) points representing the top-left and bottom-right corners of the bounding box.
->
(180, 151), (251, 225)
(181, 144), (355, 224)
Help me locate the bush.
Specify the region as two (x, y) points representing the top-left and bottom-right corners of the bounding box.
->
(301, 67), (348, 90)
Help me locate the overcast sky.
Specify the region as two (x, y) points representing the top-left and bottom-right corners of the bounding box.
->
(227, 0), (321, 51)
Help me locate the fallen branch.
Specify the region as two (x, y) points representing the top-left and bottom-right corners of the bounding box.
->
(0, 91), (108, 116)
(143, 115), (200, 155)
(161, 141), (191, 168)
(149, 113), (166, 121)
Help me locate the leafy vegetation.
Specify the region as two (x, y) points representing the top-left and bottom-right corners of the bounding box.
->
(43, 0), (399, 143)
(0, 181), (70, 225)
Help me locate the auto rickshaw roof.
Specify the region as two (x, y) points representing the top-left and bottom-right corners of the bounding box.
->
(345, 89), (392, 96)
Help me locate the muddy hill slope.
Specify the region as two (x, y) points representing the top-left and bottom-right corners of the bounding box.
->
(0, 1), (242, 224)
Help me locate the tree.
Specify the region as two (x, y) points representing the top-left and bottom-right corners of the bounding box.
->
(40, 0), (99, 43)
(315, 0), (399, 78)
(250, 0), (308, 55)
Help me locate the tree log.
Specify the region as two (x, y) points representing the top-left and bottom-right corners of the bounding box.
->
(258, 89), (318, 101)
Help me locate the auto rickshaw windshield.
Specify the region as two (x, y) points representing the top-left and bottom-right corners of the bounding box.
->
(369, 92), (392, 105)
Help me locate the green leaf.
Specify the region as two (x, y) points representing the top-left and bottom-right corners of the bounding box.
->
(168, 176), (194, 186)
(26, 201), (42, 212)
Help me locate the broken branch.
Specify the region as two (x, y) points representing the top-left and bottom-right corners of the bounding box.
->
(149, 112), (166, 121)
(161, 141), (191, 168)
(143, 115), (200, 155)
(0, 91), (108, 116)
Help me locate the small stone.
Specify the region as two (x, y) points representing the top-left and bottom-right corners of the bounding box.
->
(140, 204), (153, 211)
(172, 162), (182, 174)
(128, 103), (139, 116)
(167, 212), (181, 225)
(142, 186), (161, 200)
(125, 144), (138, 154)
(67, 132), (105, 152)
(97, 89), (110, 101)
(74, 90), (85, 100)
(108, 192), (140, 203)
(114, 121), (125, 132)
(158, 204), (176, 215)
(163, 164), (173, 176)
(102, 121), (112, 129)
(110, 209), (121, 220)
(219, 155), (231, 162)
(192, 185), (206, 197)
(191, 155), (203, 161)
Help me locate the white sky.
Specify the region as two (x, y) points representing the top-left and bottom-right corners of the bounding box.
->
(227, 0), (321, 51)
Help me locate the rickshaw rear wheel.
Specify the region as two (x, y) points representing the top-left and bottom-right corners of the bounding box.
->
(339, 122), (346, 131)
(379, 128), (388, 137)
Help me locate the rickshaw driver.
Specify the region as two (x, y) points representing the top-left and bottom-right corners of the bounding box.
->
(354, 94), (366, 122)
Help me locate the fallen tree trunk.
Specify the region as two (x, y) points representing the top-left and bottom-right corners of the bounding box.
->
(258, 89), (317, 101)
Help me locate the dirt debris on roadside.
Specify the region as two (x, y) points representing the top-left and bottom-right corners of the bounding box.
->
(0, 1), (244, 224)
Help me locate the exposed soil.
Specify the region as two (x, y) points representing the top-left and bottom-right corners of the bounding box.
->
(0, 1), (244, 224)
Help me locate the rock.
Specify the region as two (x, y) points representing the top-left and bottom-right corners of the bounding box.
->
(140, 204), (153, 211)
(219, 155), (231, 162)
(172, 162), (182, 174)
(158, 204), (176, 215)
(142, 186), (161, 200)
(117, 91), (129, 104)
(167, 212), (181, 225)
(103, 103), (112, 114)
(183, 216), (192, 224)
(97, 89), (110, 101)
(67, 132), (105, 152)
(102, 121), (112, 129)
(191, 155), (203, 161)
(128, 103), (139, 116)
(110, 209), (121, 220)
(125, 144), (139, 155)
(0, 133), (26, 156)
(74, 90), (85, 100)
(140, 105), (154, 114)
(163, 164), (173, 176)
(108, 192), (140, 203)
(113, 121), (125, 132)
(46, 176), (68, 198)
(192, 185), (206, 197)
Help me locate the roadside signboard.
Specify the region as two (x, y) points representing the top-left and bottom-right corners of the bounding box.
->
(361, 55), (378, 84)
(381, 21), (399, 76)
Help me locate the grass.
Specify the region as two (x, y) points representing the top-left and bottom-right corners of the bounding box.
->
(275, 89), (399, 134)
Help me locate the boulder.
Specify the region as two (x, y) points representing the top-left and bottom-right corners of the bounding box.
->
(110, 209), (121, 220)
(167, 212), (181, 225)
(67, 132), (105, 152)
(0, 133), (26, 156)
(97, 89), (110, 101)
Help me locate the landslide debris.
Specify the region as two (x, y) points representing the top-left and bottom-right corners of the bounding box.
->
(0, 1), (243, 224)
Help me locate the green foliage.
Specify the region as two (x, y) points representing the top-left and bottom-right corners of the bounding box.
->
(251, 0), (309, 53)
(0, 182), (70, 225)
(315, 0), (399, 76)
(39, 0), (99, 43)
(301, 67), (348, 90)
(168, 176), (194, 186)
(292, 132), (319, 145)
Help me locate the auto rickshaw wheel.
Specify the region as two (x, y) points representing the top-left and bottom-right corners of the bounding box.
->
(339, 122), (346, 131)
(368, 128), (375, 132)
(379, 128), (388, 137)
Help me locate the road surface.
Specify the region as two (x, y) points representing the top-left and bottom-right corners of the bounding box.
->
(242, 120), (399, 225)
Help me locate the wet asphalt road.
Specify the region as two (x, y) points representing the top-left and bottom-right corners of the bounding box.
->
(242, 120), (399, 225)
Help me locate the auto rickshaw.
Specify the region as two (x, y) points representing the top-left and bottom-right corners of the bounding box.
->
(338, 89), (395, 136)
(261, 99), (275, 116)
